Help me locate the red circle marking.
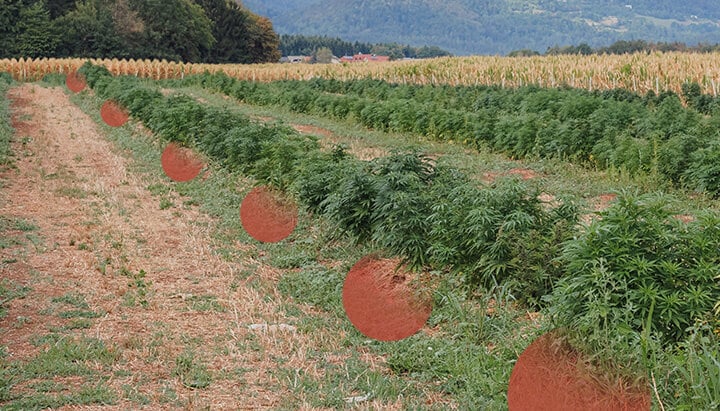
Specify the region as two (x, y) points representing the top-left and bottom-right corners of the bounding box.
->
(240, 185), (298, 243)
(342, 255), (432, 342)
(507, 332), (650, 411)
(66, 72), (86, 93)
(161, 142), (204, 182)
(100, 100), (129, 127)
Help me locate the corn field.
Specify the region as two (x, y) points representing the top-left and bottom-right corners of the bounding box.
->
(2, 52), (720, 96)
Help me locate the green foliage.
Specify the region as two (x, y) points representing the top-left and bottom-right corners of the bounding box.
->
(291, 146), (352, 214)
(14, 1), (58, 58)
(279, 34), (452, 59)
(548, 191), (720, 376)
(321, 163), (378, 242)
(685, 141), (720, 197)
(53, 0), (126, 59)
(0, 279), (32, 319)
(130, 0), (214, 62)
(0, 77), (15, 167)
(83, 65), (580, 308)
(180, 73), (720, 196)
(277, 266), (344, 312)
(369, 152), (435, 268)
(174, 349), (212, 389)
(122, 268), (151, 308)
(656, 322), (720, 410)
(0, 0), (280, 63)
(427, 174), (578, 306)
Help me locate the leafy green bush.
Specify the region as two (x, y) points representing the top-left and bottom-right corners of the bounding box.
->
(548, 191), (720, 375)
(291, 145), (355, 215)
(685, 141), (720, 197)
(427, 175), (578, 306)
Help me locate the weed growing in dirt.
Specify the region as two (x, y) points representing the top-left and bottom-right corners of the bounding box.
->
(51, 292), (89, 309)
(186, 295), (225, 312)
(121, 268), (152, 308)
(0, 279), (31, 319)
(174, 349), (212, 389)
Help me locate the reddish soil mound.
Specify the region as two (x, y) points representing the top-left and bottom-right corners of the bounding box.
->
(292, 124), (335, 138)
(240, 185), (298, 243)
(160, 142), (204, 182)
(594, 193), (618, 212)
(508, 332), (650, 411)
(342, 255), (433, 342)
(507, 168), (539, 180)
(65, 72), (86, 93)
(100, 100), (129, 127)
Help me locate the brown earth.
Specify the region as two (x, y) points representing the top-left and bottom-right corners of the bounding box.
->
(0, 84), (372, 409)
(291, 123), (388, 161)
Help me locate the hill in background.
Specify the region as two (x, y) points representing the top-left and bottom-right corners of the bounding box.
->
(240, 0), (720, 55)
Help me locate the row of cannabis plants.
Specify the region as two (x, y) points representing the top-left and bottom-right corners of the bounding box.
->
(169, 72), (720, 197)
(78, 64), (719, 408)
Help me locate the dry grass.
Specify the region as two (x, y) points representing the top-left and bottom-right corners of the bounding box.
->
(0, 84), (365, 409)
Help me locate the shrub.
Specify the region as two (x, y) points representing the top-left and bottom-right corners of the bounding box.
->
(548, 191), (720, 375)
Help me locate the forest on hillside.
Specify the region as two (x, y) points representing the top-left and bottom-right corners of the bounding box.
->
(0, 0), (280, 63)
(279, 34), (452, 60)
(242, 0), (720, 55)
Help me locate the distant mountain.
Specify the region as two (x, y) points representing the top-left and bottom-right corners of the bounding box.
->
(239, 0), (720, 55)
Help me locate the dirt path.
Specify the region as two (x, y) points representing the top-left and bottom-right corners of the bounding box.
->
(0, 84), (335, 409)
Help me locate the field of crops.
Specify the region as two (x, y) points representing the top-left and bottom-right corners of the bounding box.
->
(1, 55), (719, 409)
(2, 52), (720, 95)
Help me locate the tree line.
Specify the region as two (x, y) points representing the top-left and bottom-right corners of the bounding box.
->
(279, 34), (452, 60)
(0, 0), (280, 63)
(510, 39), (720, 57)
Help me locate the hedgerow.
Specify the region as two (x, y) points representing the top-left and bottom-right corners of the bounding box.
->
(167, 72), (720, 196)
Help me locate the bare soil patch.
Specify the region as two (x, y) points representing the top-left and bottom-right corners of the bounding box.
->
(0, 84), (344, 408)
(292, 123), (388, 161)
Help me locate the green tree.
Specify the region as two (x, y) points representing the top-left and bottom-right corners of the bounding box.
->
(15, 0), (57, 57)
(0, 0), (24, 57)
(245, 14), (281, 63)
(130, 0), (215, 62)
(196, 0), (253, 63)
(47, 0), (76, 18)
(370, 43), (404, 60)
(314, 46), (333, 64)
(54, 0), (127, 58)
